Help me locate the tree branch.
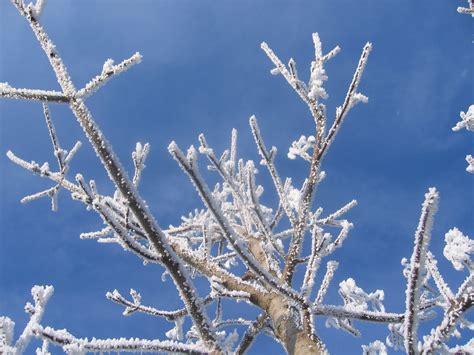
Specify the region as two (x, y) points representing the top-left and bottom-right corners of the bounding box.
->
(10, 4), (220, 349)
(404, 188), (439, 354)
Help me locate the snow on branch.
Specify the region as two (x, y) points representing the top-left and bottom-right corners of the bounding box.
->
(77, 53), (142, 98)
(0, 83), (70, 103)
(261, 32), (340, 120)
(452, 105), (474, 173)
(425, 253), (455, 306)
(6, 150), (83, 195)
(14, 285), (54, 354)
(262, 35), (370, 286)
(106, 289), (214, 321)
(33, 325), (209, 354)
(443, 228), (474, 272)
(421, 290), (474, 353)
(325, 278), (385, 337)
(318, 199), (358, 226)
(250, 115), (297, 226)
(6, 4), (221, 350)
(362, 340), (388, 355)
(168, 141), (306, 305)
(457, 0), (474, 16)
(317, 42), (372, 162)
(315, 261), (339, 305)
(3, 2), (473, 353)
(312, 304), (403, 324)
(235, 314), (270, 355)
(198, 132), (277, 256)
(403, 188), (439, 354)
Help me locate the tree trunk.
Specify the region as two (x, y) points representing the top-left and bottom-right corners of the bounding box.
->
(261, 293), (326, 355)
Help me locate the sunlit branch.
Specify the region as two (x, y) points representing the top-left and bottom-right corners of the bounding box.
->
(32, 325), (208, 354)
(0, 83), (70, 103)
(9, 3), (221, 348)
(404, 188), (439, 354)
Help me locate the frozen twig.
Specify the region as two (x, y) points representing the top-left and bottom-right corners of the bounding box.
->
(0, 83), (70, 103)
(421, 290), (474, 353)
(403, 188), (439, 354)
(312, 305), (403, 323)
(106, 289), (214, 321)
(8, 4), (221, 349)
(425, 253), (454, 304)
(457, 0), (474, 15)
(318, 200), (358, 225)
(77, 53), (143, 98)
(250, 115), (297, 226)
(32, 325), (208, 354)
(281, 39), (370, 286)
(315, 261), (339, 305)
(318, 42), (372, 162)
(169, 142), (306, 305)
(15, 285), (54, 354)
(235, 314), (270, 355)
(452, 105), (474, 173)
(301, 225), (326, 299)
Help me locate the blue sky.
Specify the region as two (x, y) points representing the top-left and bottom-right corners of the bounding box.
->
(0, 0), (472, 353)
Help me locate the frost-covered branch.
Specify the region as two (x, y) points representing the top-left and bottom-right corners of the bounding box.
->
(198, 133), (283, 259)
(8, 2), (221, 349)
(452, 105), (474, 173)
(403, 188), (439, 354)
(301, 225), (326, 299)
(0, 83), (70, 103)
(33, 325), (208, 354)
(4, 2), (472, 353)
(264, 36), (371, 285)
(14, 286), (54, 355)
(8, 141), (263, 305)
(421, 290), (474, 353)
(312, 305), (403, 323)
(106, 289), (215, 321)
(1, 286), (54, 354)
(249, 115), (297, 226)
(168, 142), (306, 305)
(77, 53), (142, 98)
(457, 0), (474, 15)
(235, 314), (270, 355)
(317, 42), (372, 162)
(315, 261), (339, 305)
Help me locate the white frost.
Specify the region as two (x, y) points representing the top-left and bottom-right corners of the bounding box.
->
(443, 228), (473, 271)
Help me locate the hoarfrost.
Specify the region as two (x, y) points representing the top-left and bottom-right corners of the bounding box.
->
(362, 340), (387, 355)
(443, 228), (473, 271)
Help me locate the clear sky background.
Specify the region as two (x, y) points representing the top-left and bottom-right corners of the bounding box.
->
(0, 1), (472, 353)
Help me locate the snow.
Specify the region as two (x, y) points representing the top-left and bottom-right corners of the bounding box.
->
(443, 228), (473, 271)
(452, 105), (474, 132)
(362, 340), (388, 354)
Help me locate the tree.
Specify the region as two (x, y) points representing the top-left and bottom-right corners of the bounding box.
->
(0, 1), (472, 354)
